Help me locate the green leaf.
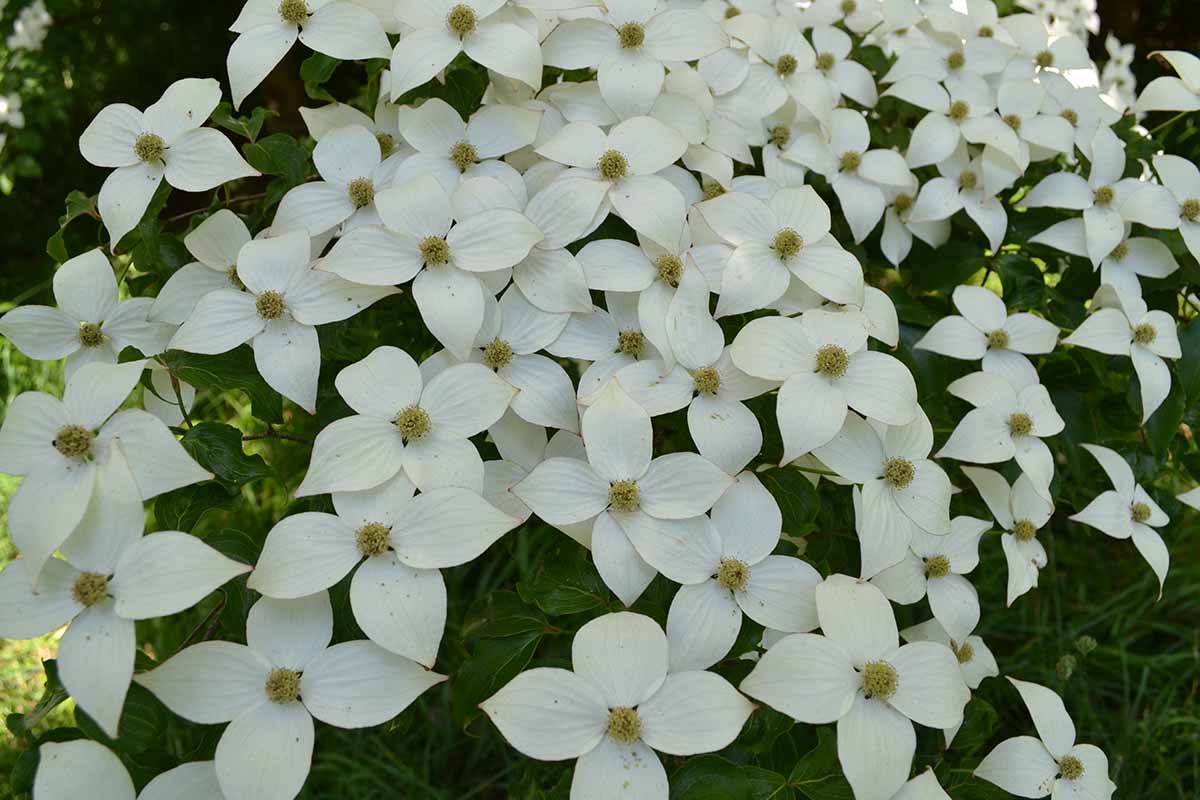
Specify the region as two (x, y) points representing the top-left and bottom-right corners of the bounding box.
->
(210, 102), (276, 142)
(74, 684), (167, 754)
(757, 468), (821, 534)
(733, 706), (794, 754)
(670, 755), (753, 800)
(160, 347), (284, 423)
(155, 482), (237, 531)
(241, 133), (310, 186)
(1143, 378), (1185, 459)
(451, 631), (542, 730)
(1179, 319), (1200, 400)
(745, 766), (794, 800)
(462, 590), (548, 639)
(180, 422), (273, 490)
(951, 695), (1000, 756)
(517, 542), (610, 616)
(205, 527), (261, 565)
(788, 728), (854, 800)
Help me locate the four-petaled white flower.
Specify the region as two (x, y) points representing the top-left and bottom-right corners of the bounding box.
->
(35, 740), (219, 800)
(481, 612), (754, 800)
(914, 285), (1059, 374)
(149, 209), (253, 324)
(961, 467), (1054, 606)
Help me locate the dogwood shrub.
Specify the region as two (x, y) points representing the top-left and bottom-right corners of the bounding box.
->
(2, 0), (1199, 798)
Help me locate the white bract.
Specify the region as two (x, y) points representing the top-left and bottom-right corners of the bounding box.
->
(914, 285), (1058, 373)
(34, 741), (219, 800)
(961, 466), (1055, 606)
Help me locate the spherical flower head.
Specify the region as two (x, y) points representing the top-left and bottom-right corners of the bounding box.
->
(815, 52), (835, 72)
(655, 254), (682, 287)
(1008, 412), (1033, 437)
(606, 707), (642, 743)
(776, 54), (798, 78)
(597, 149), (628, 182)
(693, 366), (721, 395)
(278, 0), (309, 24)
(1108, 241), (1129, 261)
(977, 25), (994, 37)
(768, 125), (790, 149)
(703, 182), (726, 200)
(724, 6), (740, 18)
(450, 141), (478, 173)
(953, 641), (974, 664)
(924, 554), (951, 578)
(893, 193), (914, 215)
(394, 405), (431, 442)
(228, 267), (246, 290)
(840, 0), (856, 13)
(1058, 755), (1085, 781)
(133, 132), (166, 164)
(446, 4), (477, 37)
(376, 132), (396, 157)
(1003, 113), (1022, 132)
(72, 572), (108, 607)
(1035, 50), (1055, 68)
(948, 100), (970, 122)
(861, 661), (898, 701)
(716, 557), (749, 592)
(483, 338), (514, 370)
(348, 177), (375, 209)
(1074, 635), (1098, 655)
(958, 170), (978, 191)
(78, 321), (104, 348)
(1092, 186), (1115, 207)
(815, 344), (848, 379)
(54, 424), (94, 460)
(772, 227), (803, 260)
(265, 667), (302, 704)
(1013, 519), (1038, 542)
(1056, 654), (1076, 680)
(356, 522), (391, 557)
(616, 329), (645, 357)
(1133, 322), (1157, 345)
(420, 236), (451, 266)
(882, 456), (914, 489)
(839, 151), (861, 173)
(256, 290), (286, 320)
(1181, 198), (1200, 221)
(946, 51), (966, 70)
(1130, 501), (1151, 523)
(1061, 108), (1079, 126)
(608, 479), (640, 512)
(617, 22), (645, 49)
(987, 329), (1009, 349)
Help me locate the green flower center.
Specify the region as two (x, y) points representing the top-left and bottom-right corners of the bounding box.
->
(839, 151), (861, 172)
(597, 149), (628, 182)
(1013, 519), (1037, 542)
(347, 177), (375, 209)
(617, 22), (644, 49)
(703, 182), (725, 200)
(394, 405), (431, 442)
(772, 227), (803, 260)
(924, 554), (951, 578)
(1133, 323), (1156, 346)
(279, 0), (309, 24)
(693, 366), (721, 395)
(1093, 186), (1114, 207)
(977, 25), (994, 37)
(815, 52), (835, 72)
(987, 329), (1009, 349)
(840, 0), (856, 13)
(606, 707), (641, 742)
(265, 667), (302, 704)
(724, 6), (740, 18)
(78, 321), (104, 348)
(446, 4), (477, 37)
(54, 424), (94, 459)
(1035, 49), (1055, 68)
(953, 641), (974, 663)
(893, 193), (913, 214)
(1058, 755), (1085, 781)
(1130, 502), (1151, 523)
(376, 132), (396, 157)
(958, 170), (978, 190)
(355, 522), (391, 557)
(133, 132), (166, 163)
(256, 290), (286, 320)
(716, 558), (749, 591)
(655, 254), (682, 286)
(1003, 113), (1022, 131)
(616, 329), (644, 357)
(948, 100), (970, 121)
(608, 479), (640, 512)
(482, 338), (514, 370)
(71, 571), (108, 607)
(882, 456), (914, 490)
(946, 51), (965, 70)
(815, 344), (848, 379)
(450, 140), (478, 173)
(776, 54), (798, 77)
(1061, 108), (1079, 126)
(1008, 412), (1033, 437)
(1182, 198), (1200, 221)
(420, 236), (451, 266)
(1108, 241), (1129, 261)
(861, 661), (898, 701)
(768, 125), (790, 149)
(228, 266), (246, 290)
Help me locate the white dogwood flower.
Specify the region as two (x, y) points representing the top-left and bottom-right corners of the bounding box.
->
(295, 345), (515, 495)
(34, 741), (219, 800)
(169, 231), (398, 412)
(740, 575), (970, 800)
(1135, 50), (1200, 113)
(481, 612), (754, 800)
(665, 473), (820, 671)
(150, 209), (253, 324)
(976, 678), (1115, 800)
(961, 466), (1054, 606)
(901, 616), (999, 747)
(885, 76), (1020, 169)
(908, 143), (1011, 252)
(1069, 444), (1169, 597)
(1150, 153), (1200, 263)
(79, 78), (259, 247)
(137, 592), (446, 800)
(1030, 218), (1180, 303)
(732, 309), (917, 462)
(547, 293), (662, 401)
(914, 285), (1059, 373)
(227, 0), (390, 109)
(0, 249), (172, 379)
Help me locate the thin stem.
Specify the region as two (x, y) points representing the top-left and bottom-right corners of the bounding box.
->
(170, 371), (193, 429)
(1148, 110), (1190, 137)
(243, 426), (313, 446)
(163, 191), (268, 223)
(6, 277), (53, 308)
(788, 464), (839, 477)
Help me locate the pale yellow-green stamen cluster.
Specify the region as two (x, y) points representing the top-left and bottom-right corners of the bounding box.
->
(861, 661), (898, 701)
(693, 366), (721, 395)
(1093, 186), (1114, 207)
(606, 707), (641, 742)
(446, 4), (477, 37)
(1133, 323), (1156, 346)
(265, 667), (302, 704)
(946, 51), (965, 70)
(597, 149), (628, 182)
(953, 640), (974, 664)
(394, 405), (431, 442)
(987, 329), (1009, 349)
(55, 424), (94, 459)
(815, 344), (849, 379)
(617, 22), (644, 49)
(882, 457), (914, 490)
(279, 0), (309, 24)
(72, 571), (108, 607)
(348, 177), (375, 209)
(958, 170), (978, 191)
(768, 125), (790, 149)
(1182, 198), (1200, 221)
(133, 132), (166, 163)
(608, 479), (640, 512)
(1013, 519), (1037, 541)
(716, 558), (749, 592)
(420, 236), (451, 266)
(483, 338), (514, 370)
(772, 228), (803, 260)
(1058, 755), (1085, 781)
(616, 330), (644, 357)
(256, 290), (286, 320)
(450, 141), (478, 173)
(655, 255), (682, 287)
(948, 100), (970, 121)
(776, 54), (798, 77)
(1008, 412), (1033, 437)
(924, 554), (951, 578)
(815, 52), (835, 72)
(356, 522), (391, 557)
(1130, 502), (1151, 523)
(839, 151), (861, 172)
(1035, 50), (1055, 68)
(78, 321), (104, 348)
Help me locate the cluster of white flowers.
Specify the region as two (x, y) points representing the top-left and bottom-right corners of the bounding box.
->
(5, 0), (50, 51)
(2, 0), (1198, 798)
